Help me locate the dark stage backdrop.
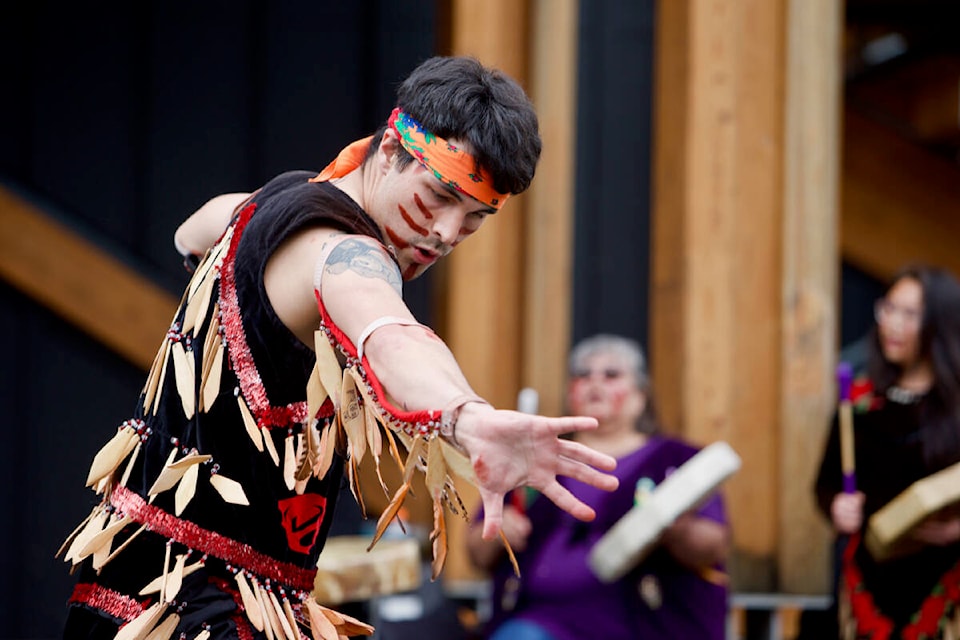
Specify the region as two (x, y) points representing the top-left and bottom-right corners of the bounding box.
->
(572, 0), (656, 353)
(568, 0), (885, 373)
(0, 2), (437, 637)
(0, 2), (883, 637)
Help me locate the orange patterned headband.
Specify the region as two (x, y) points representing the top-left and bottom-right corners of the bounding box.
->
(387, 107), (509, 210)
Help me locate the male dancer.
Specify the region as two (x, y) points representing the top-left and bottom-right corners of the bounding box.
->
(60, 56), (618, 639)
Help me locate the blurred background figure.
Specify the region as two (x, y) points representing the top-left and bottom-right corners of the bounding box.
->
(467, 334), (731, 640)
(815, 264), (960, 638)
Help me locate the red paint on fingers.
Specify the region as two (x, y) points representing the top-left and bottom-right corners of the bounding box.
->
(473, 456), (491, 484)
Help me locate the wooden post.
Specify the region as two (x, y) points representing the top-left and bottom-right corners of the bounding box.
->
(522, 0), (578, 419)
(442, 0), (529, 412)
(653, 0), (841, 593)
(651, 0), (788, 590)
(441, 0), (531, 585)
(779, 0), (842, 594)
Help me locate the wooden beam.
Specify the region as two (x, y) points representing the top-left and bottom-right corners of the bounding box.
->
(440, 0), (531, 586)
(651, 0), (786, 591)
(649, 0), (690, 437)
(522, 0), (578, 419)
(842, 108), (960, 282)
(0, 186), (177, 371)
(846, 55), (960, 143)
(778, 0), (842, 595)
(442, 0), (529, 410)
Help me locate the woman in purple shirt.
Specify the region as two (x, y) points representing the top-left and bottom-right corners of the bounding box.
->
(468, 334), (731, 639)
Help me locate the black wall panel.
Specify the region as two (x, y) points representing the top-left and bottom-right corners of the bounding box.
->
(572, 0), (656, 353)
(0, 2), (436, 636)
(0, 283), (146, 637)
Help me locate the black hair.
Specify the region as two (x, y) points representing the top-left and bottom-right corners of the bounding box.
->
(365, 56), (541, 196)
(867, 264), (960, 467)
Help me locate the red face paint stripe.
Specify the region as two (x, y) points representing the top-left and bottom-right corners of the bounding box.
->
(402, 265), (419, 280)
(612, 389), (628, 413)
(398, 204), (429, 236)
(413, 193), (434, 219)
(384, 226), (410, 249)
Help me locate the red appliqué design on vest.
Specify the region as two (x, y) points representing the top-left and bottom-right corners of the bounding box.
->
(278, 494), (327, 554)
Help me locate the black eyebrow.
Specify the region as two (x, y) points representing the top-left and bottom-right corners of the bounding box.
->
(438, 181), (497, 216)
(440, 182), (463, 201)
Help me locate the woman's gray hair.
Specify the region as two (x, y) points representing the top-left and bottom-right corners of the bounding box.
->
(568, 333), (649, 390)
(567, 333), (660, 435)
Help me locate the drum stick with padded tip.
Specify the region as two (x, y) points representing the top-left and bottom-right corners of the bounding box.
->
(837, 362), (856, 494)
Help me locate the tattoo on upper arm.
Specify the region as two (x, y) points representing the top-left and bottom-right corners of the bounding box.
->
(325, 238), (402, 294)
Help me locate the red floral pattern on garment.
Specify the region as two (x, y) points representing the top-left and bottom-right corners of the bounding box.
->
(850, 376), (885, 413)
(843, 533), (960, 638)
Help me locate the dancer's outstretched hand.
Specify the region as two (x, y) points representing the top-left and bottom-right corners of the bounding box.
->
(454, 403), (619, 540)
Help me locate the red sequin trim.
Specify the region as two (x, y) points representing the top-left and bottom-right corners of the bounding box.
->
(110, 485), (316, 592)
(69, 582), (145, 622)
(219, 202), (309, 429)
(313, 290), (443, 439)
